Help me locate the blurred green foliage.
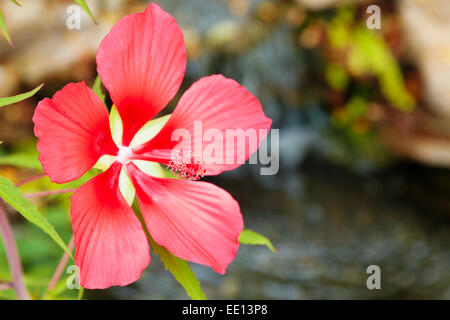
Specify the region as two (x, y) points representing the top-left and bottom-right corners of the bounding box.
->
(327, 6), (415, 115)
(316, 5), (416, 168)
(0, 200), (76, 299)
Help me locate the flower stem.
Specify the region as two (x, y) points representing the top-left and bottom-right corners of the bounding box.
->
(15, 173), (47, 187)
(46, 235), (74, 293)
(0, 281), (13, 291)
(0, 202), (30, 300)
(23, 188), (77, 198)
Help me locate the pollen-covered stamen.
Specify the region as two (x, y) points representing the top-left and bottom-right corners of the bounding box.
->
(167, 150), (207, 180)
(116, 146), (134, 165)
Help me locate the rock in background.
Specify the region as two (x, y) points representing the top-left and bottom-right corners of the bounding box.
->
(0, 0), (140, 97)
(297, 0), (370, 11)
(399, 0), (450, 119)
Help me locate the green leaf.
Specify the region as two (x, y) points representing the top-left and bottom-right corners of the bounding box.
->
(149, 237), (206, 300)
(239, 229), (277, 253)
(92, 75), (105, 104)
(0, 84), (44, 108)
(0, 152), (42, 170)
(0, 9), (13, 46)
(77, 287), (84, 300)
(0, 175), (73, 259)
(74, 0), (97, 25)
(10, 1), (21, 6)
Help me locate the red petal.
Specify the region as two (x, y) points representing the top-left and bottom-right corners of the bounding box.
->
(33, 82), (117, 183)
(134, 75), (272, 175)
(127, 163), (243, 274)
(71, 163), (150, 289)
(97, 3), (186, 145)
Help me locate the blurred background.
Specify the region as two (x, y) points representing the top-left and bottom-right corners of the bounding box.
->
(0, 0), (449, 299)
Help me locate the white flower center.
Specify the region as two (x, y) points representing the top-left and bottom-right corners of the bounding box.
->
(116, 146), (133, 165)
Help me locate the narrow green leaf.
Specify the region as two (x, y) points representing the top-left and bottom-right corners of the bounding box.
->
(0, 9), (13, 46)
(74, 0), (97, 25)
(77, 287), (84, 300)
(149, 237), (206, 300)
(0, 84), (44, 107)
(0, 175), (73, 259)
(239, 229), (277, 253)
(10, 1), (21, 6)
(92, 75), (105, 104)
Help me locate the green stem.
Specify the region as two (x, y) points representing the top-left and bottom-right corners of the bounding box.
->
(23, 188), (77, 198)
(15, 173), (47, 187)
(0, 281), (13, 290)
(46, 235), (74, 293)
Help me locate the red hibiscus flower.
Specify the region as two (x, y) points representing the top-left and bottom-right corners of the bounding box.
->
(32, 3), (271, 289)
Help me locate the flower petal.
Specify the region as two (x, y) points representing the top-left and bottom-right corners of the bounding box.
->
(33, 82), (117, 183)
(71, 163), (150, 289)
(127, 163), (243, 274)
(134, 75), (272, 175)
(96, 3), (186, 145)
